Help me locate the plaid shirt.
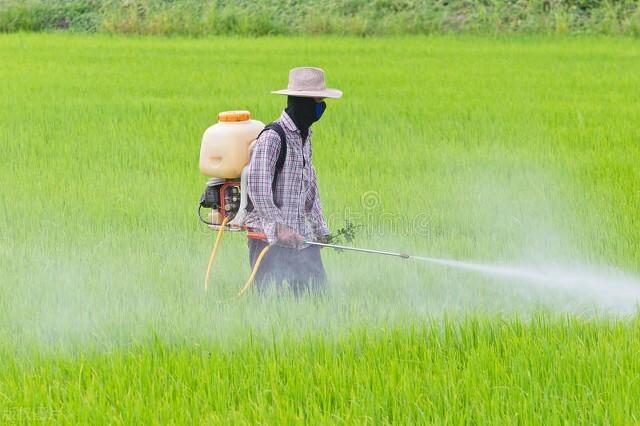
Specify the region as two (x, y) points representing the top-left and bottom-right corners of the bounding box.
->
(245, 111), (329, 245)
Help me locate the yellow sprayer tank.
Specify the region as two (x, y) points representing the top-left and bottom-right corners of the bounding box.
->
(199, 110), (264, 178)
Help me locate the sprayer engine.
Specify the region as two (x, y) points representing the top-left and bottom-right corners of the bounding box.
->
(198, 178), (243, 228)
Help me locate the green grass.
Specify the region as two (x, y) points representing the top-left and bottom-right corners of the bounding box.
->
(3, 319), (640, 423)
(1, 33), (640, 423)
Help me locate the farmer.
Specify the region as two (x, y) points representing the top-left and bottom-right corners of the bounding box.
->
(245, 67), (342, 294)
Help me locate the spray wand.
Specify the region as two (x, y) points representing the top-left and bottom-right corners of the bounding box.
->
(303, 220), (411, 259)
(304, 241), (411, 259)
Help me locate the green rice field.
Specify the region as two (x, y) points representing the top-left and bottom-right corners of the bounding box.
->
(1, 33), (640, 423)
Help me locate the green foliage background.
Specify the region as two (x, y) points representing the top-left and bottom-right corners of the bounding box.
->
(1, 0), (640, 36)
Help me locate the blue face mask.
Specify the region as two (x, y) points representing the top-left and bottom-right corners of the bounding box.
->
(315, 101), (327, 120)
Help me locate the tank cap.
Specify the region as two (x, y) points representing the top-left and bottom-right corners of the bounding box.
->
(218, 110), (251, 122)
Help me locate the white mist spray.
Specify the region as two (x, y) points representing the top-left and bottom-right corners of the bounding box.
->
(412, 256), (640, 314)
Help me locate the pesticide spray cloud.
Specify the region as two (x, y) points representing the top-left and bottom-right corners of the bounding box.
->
(4, 160), (638, 353)
(330, 163), (640, 318)
(412, 256), (640, 314)
(401, 162), (640, 315)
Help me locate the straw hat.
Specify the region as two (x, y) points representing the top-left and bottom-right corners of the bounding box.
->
(271, 67), (342, 99)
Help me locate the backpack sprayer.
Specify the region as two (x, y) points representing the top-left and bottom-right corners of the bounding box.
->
(197, 110), (262, 295)
(198, 110), (263, 230)
(198, 110), (413, 297)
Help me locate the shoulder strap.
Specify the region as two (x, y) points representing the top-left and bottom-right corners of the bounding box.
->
(260, 122), (287, 178)
(246, 122), (287, 212)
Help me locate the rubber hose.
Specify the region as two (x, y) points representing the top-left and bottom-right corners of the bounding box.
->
(204, 216), (229, 292)
(237, 245), (270, 298)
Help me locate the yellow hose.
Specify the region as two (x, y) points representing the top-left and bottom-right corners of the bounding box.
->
(236, 245), (270, 298)
(204, 216), (229, 292)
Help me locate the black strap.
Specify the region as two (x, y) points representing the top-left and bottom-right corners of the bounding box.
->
(246, 122), (287, 212)
(265, 122), (287, 180)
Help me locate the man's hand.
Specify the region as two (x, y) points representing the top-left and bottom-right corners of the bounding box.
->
(316, 234), (331, 244)
(276, 224), (304, 247)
